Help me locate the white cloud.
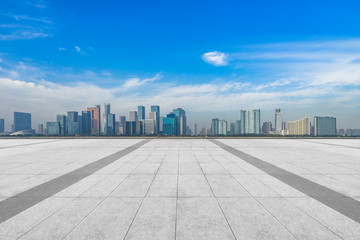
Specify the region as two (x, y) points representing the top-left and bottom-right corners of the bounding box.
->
(202, 51), (228, 66)
(75, 46), (81, 52)
(58, 47), (67, 51)
(123, 73), (162, 90)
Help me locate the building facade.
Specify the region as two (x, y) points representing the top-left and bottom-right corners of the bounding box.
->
(151, 105), (160, 134)
(275, 108), (282, 134)
(314, 116), (336, 136)
(13, 112), (31, 132)
(287, 117), (310, 135)
(0, 119), (4, 133)
(240, 109), (260, 134)
(87, 105), (101, 135)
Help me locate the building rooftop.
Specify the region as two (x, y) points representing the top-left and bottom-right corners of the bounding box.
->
(0, 138), (359, 239)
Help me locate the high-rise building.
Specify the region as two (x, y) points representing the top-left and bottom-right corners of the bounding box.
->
(46, 122), (60, 135)
(136, 120), (144, 135)
(230, 123), (236, 135)
(163, 112), (177, 135)
(87, 105), (101, 135)
(149, 112), (158, 133)
(193, 123), (197, 136)
(144, 119), (156, 135)
(56, 115), (67, 135)
(275, 108), (283, 135)
(240, 109), (260, 134)
(37, 124), (43, 135)
(103, 103), (111, 135)
(159, 117), (164, 133)
(119, 116), (126, 135)
(151, 105), (160, 134)
(173, 108), (186, 135)
(13, 112), (31, 132)
(125, 121), (136, 136)
(287, 117), (310, 135)
(67, 111), (80, 135)
(235, 120), (241, 135)
(211, 118), (227, 135)
(138, 106), (145, 120)
(0, 119), (4, 133)
(81, 111), (91, 135)
(129, 111), (138, 122)
(106, 113), (116, 135)
(314, 116), (336, 136)
(262, 121), (272, 134)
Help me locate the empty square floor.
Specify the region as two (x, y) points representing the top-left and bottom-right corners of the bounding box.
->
(0, 138), (360, 240)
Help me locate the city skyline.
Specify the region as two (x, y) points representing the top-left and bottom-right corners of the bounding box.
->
(1, 1), (360, 131)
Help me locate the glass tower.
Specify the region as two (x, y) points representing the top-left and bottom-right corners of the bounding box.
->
(13, 112), (31, 132)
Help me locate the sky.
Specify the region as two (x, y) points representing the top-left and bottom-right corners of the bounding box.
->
(1, 0), (360, 131)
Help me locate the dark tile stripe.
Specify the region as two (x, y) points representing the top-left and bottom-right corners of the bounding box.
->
(0, 139), (151, 223)
(209, 139), (360, 224)
(0, 139), (67, 150)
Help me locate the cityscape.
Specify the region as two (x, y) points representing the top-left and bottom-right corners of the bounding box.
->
(1, 105), (359, 137)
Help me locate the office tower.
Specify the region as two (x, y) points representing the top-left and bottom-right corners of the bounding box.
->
(107, 113), (116, 135)
(314, 116), (336, 136)
(151, 105), (160, 134)
(46, 122), (60, 135)
(240, 109), (260, 134)
(262, 121), (272, 134)
(287, 117), (310, 135)
(163, 112), (177, 135)
(211, 118), (227, 135)
(81, 111), (91, 135)
(149, 111), (157, 133)
(193, 123), (197, 136)
(200, 128), (206, 135)
(37, 124), (43, 135)
(173, 108), (186, 135)
(275, 108), (283, 134)
(144, 119), (156, 135)
(115, 121), (119, 135)
(234, 120), (241, 135)
(0, 119), (4, 133)
(119, 116), (126, 135)
(282, 121), (287, 130)
(159, 117), (164, 133)
(13, 112), (31, 131)
(67, 111), (80, 135)
(87, 105), (101, 135)
(230, 123), (236, 135)
(129, 111), (138, 122)
(138, 106), (145, 120)
(125, 121), (136, 136)
(56, 115), (67, 135)
(102, 103), (111, 135)
(136, 120), (144, 135)
(211, 118), (219, 135)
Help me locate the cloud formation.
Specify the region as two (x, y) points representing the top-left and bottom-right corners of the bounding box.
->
(202, 51), (228, 66)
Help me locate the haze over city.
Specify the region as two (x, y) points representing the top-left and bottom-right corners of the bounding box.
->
(1, 0), (360, 131)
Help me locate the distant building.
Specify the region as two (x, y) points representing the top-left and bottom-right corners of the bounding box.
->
(57, 115), (67, 135)
(144, 119), (155, 135)
(37, 124), (43, 135)
(87, 105), (101, 135)
(211, 118), (227, 135)
(107, 113), (116, 135)
(344, 129), (360, 136)
(275, 108), (282, 134)
(200, 127), (206, 135)
(81, 111), (91, 135)
(0, 119), (4, 133)
(193, 123), (197, 136)
(230, 123), (236, 135)
(314, 116), (336, 136)
(173, 108), (187, 135)
(46, 122), (60, 135)
(337, 129), (345, 136)
(119, 116), (126, 135)
(287, 117), (310, 135)
(262, 121), (272, 134)
(129, 111), (138, 122)
(103, 103), (111, 135)
(67, 111), (80, 135)
(151, 106), (160, 134)
(125, 121), (136, 136)
(13, 112), (31, 132)
(240, 109), (260, 134)
(136, 120), (144, 135)
(149, 112), (158, 133)
(138, 106), (145, 120)
(163, 113), (177, 135)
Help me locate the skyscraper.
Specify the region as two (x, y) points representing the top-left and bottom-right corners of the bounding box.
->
(119, 116), (126, 135)
(173, 108), (186, 135)
(0, 119), (4, 133)
(138, 106), (145, 120)
(56, 115), (67, 135)
(193, 123), (197, 136)
(129, 111), (138, 122)
(46, 122), (60, 135)
(87, 105), (101, 135)
(275, 108), (283, 135)
(103, 103), (111, 135)
(149, 111), (157, 133)
(163, 112), (177, 135)
(211, 118), (227, 135)
(314, 116), (336, 136)
(107, 113), (116, 135)
(13, 112), (31, 132)
(262, 121), (272, 134)
(81, 111), (91, 135)
(67, 111), (80, 135)
(37, 124), (43, 135)
(151, 105), (160, 134)
(240, 109), (260, 134)
(144, 119), (155, 135)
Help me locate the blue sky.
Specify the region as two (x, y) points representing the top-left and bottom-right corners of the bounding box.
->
(1, 0), (360, 130)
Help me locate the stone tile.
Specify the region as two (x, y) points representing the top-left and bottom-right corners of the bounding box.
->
(178, 175), (212, 197)
(147, 175), (178, 197)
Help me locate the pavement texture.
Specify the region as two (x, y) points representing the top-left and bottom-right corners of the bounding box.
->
(0, 138), (359, 240)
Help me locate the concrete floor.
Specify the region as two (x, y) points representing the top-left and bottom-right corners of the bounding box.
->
(0, 138), (359, 239)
